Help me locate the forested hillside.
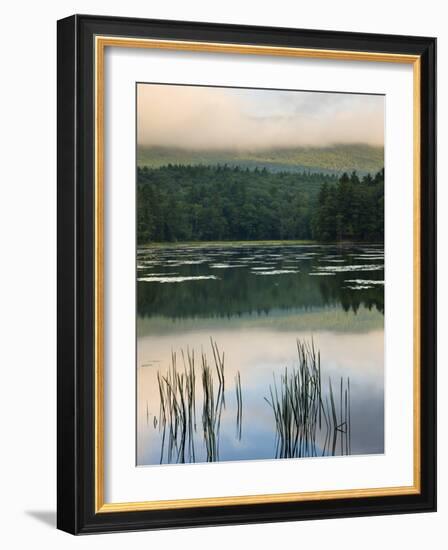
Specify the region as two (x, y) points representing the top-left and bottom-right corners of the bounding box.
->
(137, 165), (384, 243)
(138, 144), (384, 175)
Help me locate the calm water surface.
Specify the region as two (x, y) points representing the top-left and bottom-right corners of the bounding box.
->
(137, 243), (384, 466)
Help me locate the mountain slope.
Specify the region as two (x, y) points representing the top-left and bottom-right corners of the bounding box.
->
(137, 144), (384, 175)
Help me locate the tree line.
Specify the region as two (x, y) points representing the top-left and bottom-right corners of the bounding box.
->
(312, 169), (384, 241)
(137, 164), (384, 243)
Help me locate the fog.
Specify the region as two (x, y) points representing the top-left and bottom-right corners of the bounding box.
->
(137, 83), (384, 150)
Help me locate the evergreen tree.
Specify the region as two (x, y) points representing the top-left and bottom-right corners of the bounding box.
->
(136, 164), (384, 244)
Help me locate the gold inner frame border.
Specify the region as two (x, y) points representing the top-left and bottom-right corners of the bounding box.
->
(94, 36), (421, 514)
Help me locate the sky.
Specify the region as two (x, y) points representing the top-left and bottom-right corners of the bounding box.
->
(137, 83), (384, 150)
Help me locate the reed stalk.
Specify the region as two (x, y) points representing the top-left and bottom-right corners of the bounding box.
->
(265, 339), (352, 459)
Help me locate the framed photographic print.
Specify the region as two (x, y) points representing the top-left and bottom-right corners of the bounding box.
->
(57, 14), (436, 534)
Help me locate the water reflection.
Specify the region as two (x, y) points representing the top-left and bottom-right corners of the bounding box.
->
(137, 244), (384, 465)
(137, 243), (384, 318)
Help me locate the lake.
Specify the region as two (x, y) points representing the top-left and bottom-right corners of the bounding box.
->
(136, 243), (384, 466)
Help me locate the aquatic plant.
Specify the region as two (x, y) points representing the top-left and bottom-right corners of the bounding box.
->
(155, 339), (228, 463)
(156, 350), (197, 463)
(264, 339), (351, 459)
(154, 337), (350, 464)
(235, 371), (243, 440)
(201, 342), (225, 462)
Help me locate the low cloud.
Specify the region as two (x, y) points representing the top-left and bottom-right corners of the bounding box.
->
(137, 84), (384, 150)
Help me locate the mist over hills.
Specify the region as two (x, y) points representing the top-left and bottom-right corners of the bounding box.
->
(137, 144), (384, 175)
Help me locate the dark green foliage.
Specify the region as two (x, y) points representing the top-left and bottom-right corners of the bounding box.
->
(137, 165), (384, 244)
(311, 169), (384, 242)
(137, 164), (332, 243)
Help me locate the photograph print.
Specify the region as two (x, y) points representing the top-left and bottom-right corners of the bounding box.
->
(136, 83), (385, 466)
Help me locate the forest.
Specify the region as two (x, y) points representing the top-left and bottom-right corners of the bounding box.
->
(137, 144), (384, 174)
(137, 164), (384, 243)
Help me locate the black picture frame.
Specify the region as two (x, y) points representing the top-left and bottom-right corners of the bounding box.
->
(57, 14), (436, 534)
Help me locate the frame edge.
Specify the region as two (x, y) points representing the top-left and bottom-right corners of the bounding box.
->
(57, 14), (80, 535)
